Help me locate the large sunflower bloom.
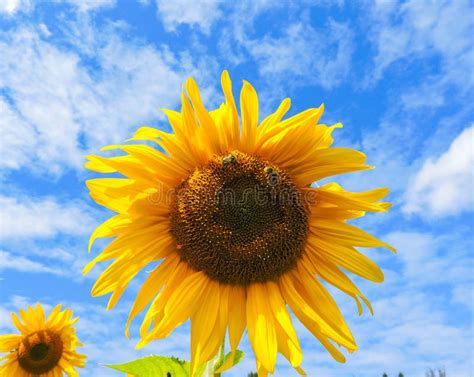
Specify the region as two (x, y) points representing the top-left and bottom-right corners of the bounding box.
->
(0, 304), (86, 377)
(85, 71), (394, 376)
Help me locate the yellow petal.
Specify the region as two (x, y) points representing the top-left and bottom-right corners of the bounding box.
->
(312, 185), (391, 212)
(256, 98), (291, 141)
(180, 91), (210, 164)
(258, 107), (325, 166)
(266, 282), (302, 367)
(59, 357), (79, 377)
(190, 281), (223, 376)
(240, 80), (259, 152)
(261, 106), (324, 151)
(246, 283), (277, 373)
(0, 334), (20, 352)
(221, 70), (240, 149)
(294, 258), (355, 342)
(292, 148), (371, 186)
(33, 303), (46, 330)
(311, 219), (396, 252)
(142, 271), (209, 342)
(280, 273), (356, 350)
(84, 220), (170, 276)
(85, 154), (158, 187)
(87, 215), (130, 253)
(139, 260), (189, 338)
(101, 144), (187, 184)
(125, 255), (180, 337)
(227, 285), (246, 353)
(305, 250), (372, 315)
(308, 237), (384, 282)
(86, 179), (149, 213)
(186, 77), (222, 154)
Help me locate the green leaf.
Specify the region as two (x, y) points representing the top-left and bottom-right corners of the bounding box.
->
(107, 355), (190, 377)
(213, 350), (244, 374)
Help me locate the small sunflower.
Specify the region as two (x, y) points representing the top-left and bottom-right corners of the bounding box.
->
(0, 304), (86, 377)
(85, 71), (394, 376)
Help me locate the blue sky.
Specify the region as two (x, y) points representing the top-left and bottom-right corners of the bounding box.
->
(0, 0), (473, 376)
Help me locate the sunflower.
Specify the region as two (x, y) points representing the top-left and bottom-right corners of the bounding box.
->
(0, 304), (86, 377)
(84, 71), (394, 376)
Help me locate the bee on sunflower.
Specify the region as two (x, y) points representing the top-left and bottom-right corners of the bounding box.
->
(85, 71), (394, 376)
(0, 304), (86, 377)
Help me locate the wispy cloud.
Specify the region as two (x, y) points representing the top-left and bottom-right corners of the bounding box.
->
(59, 0), (116, 13)
(365, 0), (474, 108)
(385, 230), (473, 287)
(0, 250), (64, 275)
(213, 2), (353, 95)
(155, 0), (223, 34)
(243, 18), (353, 90)
(0, 195), (95, 240)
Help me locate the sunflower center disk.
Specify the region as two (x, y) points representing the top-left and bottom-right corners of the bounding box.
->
(17, 330), (63, 374)
(171, 151), (309, 285)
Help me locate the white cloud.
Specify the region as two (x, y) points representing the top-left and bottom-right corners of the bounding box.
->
(155, 0), (223, 34)
(0, 195), (95, 240)
(0, 0), (32, 15)
(404, 126), (474, 217)
(0, 21), (206, 174)
(0, 250), (64, 275)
